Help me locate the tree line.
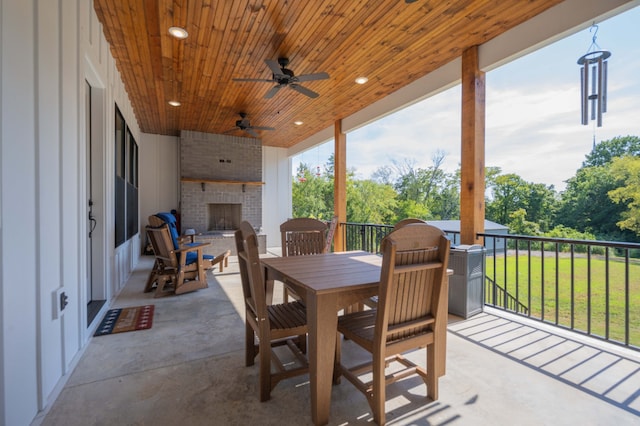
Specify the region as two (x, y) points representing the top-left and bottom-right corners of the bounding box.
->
(292, 135), (640, 244)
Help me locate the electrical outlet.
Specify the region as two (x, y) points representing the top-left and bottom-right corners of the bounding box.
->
(53, 288), (68, 319)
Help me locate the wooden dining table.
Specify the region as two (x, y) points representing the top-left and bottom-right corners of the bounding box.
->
(261, 250), (450, 425)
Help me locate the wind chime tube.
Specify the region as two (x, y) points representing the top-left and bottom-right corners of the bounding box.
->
(597, 56), (603, 127)
(602, 60), (608, 113)
(590, 64), (597, 121)
(581, 62), (589, 125)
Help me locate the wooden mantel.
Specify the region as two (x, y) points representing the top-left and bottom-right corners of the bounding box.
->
(181, 177), (264, 185)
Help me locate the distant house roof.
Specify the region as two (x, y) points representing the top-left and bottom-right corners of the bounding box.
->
(426, 220), (508, 233)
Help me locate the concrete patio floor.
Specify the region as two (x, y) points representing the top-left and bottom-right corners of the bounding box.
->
(35, 255), (640, 425)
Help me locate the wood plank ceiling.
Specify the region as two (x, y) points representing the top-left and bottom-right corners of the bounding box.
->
(93, 0), (564, 148)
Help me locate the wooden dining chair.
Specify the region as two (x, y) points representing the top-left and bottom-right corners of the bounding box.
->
(280, 217), (328, 256)
(144, 224), (211, 297)
(280, 217), (328, 301)
(235, 221), (309, 402)
(334, 223), (451, 425)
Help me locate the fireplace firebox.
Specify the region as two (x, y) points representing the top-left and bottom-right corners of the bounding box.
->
(208, 203), (241, 231)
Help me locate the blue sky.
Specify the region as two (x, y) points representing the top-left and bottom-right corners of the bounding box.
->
(292, 5), (640, 192)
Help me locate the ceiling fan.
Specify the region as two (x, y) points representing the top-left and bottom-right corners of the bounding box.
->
(223, 112), (275, 138)
(233, 58), (329, 99)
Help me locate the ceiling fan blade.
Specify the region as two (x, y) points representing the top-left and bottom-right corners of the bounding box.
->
(295, 72), (330, 82)
(245, 128), (259, 138)
(290, 84), (319, 98)
(223, 127), (239, 134)
(232, 78), (274, 82)
(264, 84), (284, 99)
(265, 59), (283, 76)
(251, 126), (276, 131)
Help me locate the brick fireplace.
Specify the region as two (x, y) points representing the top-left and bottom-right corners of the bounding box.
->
(179, 130), (265, 254)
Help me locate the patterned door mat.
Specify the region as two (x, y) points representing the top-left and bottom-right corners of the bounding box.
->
(94, 305), (154, 336)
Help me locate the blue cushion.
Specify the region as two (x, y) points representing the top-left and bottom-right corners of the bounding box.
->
(155, 212), (180, 249)
(186, 252), (214, 265)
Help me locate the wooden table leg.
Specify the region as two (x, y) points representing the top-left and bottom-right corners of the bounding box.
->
(307, 291), (338, 426)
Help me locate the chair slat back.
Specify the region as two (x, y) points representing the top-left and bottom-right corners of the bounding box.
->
(236, 221), (269, 321)
(234, 227), (252, 309)
(280, 218), (328, 257)
(376, 224), (450, 344)
(393, 217), (427, 231)
(146, 224), (179, 269)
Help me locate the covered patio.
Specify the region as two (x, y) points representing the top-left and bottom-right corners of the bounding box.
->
(37, 255), (640, 425)
(3, 1), (640, 425)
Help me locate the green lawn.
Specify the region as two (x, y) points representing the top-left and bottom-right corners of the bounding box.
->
(485, 254), (640, 347)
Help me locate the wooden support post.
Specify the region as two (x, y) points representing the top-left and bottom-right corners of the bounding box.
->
(334, 120), (347, 251)
(460, 46), (485, 245)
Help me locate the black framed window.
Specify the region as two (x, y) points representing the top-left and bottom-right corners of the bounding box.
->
(114, 106), (126, 247)
(126, 128), (139, 240)
(114, 105), (139, 248)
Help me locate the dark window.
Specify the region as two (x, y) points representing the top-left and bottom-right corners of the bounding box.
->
(115, 106), (126, 247)
(115, 105), (139, 248)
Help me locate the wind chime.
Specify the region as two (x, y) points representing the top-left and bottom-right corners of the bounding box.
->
(577, 24), (611, 127)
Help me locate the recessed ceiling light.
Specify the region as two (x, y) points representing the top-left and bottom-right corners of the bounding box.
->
(168, 100), (181, 107)
(168, 27), (188, 39)
(294, 121), (303, 126)
(355, 76), (369, 84)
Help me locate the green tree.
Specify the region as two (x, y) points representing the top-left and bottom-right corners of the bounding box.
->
(508, 208), (540, 236)
(608, 156), (640, 236)
(389, 152), (459, 220)
(526, 183), (558, 232)
(486, 173), (530, 226)
(431, 170), (460, 219)
(557, 165), (627, 240)
(558, 135), (640, 242)
(347, 179), (398, 224)
(292, 163), (333, 219)
(582, 135), (640, 167)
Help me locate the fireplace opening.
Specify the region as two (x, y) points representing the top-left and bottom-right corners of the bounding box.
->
(208, 203), (241, 231)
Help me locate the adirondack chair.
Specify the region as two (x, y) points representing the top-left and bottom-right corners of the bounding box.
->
(145, 224), (211, 297)
(144, 212), (230, 294)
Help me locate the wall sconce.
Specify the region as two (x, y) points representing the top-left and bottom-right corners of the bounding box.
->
(201, 182), (206, 192)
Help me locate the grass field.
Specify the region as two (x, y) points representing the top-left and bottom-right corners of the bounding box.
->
(484, 253), (640, 348)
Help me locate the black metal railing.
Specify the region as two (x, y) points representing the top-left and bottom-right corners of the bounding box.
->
(480, 232), (640, 351)
(342, 222), (462, 253)
(340, 222), (640, 351)
(342, 222), (394, 254)
(484, 275), (529, 314)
